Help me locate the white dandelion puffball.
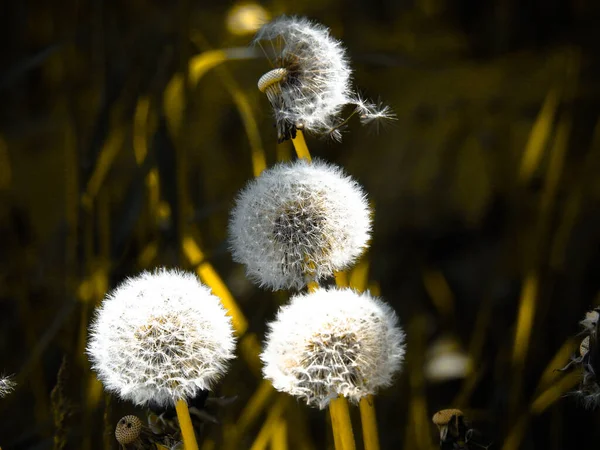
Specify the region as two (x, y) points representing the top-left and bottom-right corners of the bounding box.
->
(87, 269), (236, 407)
(254, 16), (394, 142)
(228, 159), (371, 290)
(0, 375), (15, 398)
(261, 288), (405, 409)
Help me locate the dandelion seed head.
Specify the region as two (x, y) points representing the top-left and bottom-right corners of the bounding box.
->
(0, 375), (15, 398)
(261, 288), (405, 409)
(254, 16), (393, 142)
(229, 159), (372, 290)
(87, 269), (236, 407)
(254, 16), (352, 142)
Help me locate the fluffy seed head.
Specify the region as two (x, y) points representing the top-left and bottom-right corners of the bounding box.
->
(254, 16), (393, 142)
(0, 375), (15, 398)
(261, 288), (405, 409)
(87, 269), (236, 407)
(229, 159), (371, 290)
(115, 415), (143, 445)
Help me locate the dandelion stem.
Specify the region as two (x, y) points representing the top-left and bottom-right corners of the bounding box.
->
(329, 397), (356, 450)
(359, 395), (380, 450)
(334, 271), (349, 287)
(175, 398), (200, 450)
(291, 130), (312, 162)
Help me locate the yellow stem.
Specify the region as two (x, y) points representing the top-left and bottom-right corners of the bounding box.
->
(175, 399), (199, 450)
(334, 271), (349, 288)
(291, 130), (312, 162)
(329, 397), (356, 450)
(359, 395), (380, 450)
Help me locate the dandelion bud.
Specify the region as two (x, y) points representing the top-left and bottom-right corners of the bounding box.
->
(229, 159), (371, 290)
(254, 16), (394, 142)
(115, 415), (143, 445)
(261, 288), (405, 409)
(87, 269), (236, 407)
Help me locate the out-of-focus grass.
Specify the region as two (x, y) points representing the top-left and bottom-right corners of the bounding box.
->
(2, 1), (600, 449)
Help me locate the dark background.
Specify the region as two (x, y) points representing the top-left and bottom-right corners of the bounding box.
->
(1, 0), (600, 448)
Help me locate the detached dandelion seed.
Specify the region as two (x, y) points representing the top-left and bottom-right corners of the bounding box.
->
(254, 16), (394, 142)
(229, 159), (372, 290)
(87, 269), (236, 408)
(261, 287), (405, 409)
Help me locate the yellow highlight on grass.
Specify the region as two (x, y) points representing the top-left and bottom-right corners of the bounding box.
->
(271, 417), (288, 450)
(133, 96), (151, 164)
(175, 399), (199, 450)
(182, 236), (248, 335)
(512, 274), (538, 366)
(236, 380), (276, 436)
(518, 89), (559, 183)
(226, 81), (266, 177)
(82, 127), (126, 209)
(530, 371), (580, 415)
(163, 47), (266, 177)
(249, 396), (288, 450)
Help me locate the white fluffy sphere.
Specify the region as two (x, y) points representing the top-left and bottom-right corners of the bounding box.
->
(261, 288), (405, 409)
(87, 269), (236, 407)
(228, 159), (371, 291)
(254, 16), (394, 142)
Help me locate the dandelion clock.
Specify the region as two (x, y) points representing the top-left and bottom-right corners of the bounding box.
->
(228, 159), (372, 290)
(255, 16), (394, 142)
(261, 287), (405, 408)
(87, 269), (236, 450)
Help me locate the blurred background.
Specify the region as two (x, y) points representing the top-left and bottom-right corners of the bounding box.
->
(2, 0), (600, 448)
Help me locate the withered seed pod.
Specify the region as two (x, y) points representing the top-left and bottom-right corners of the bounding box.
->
(115, 415), (143, 445)
(432, 409), (465, 442)
(581, 336), (590, 358)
